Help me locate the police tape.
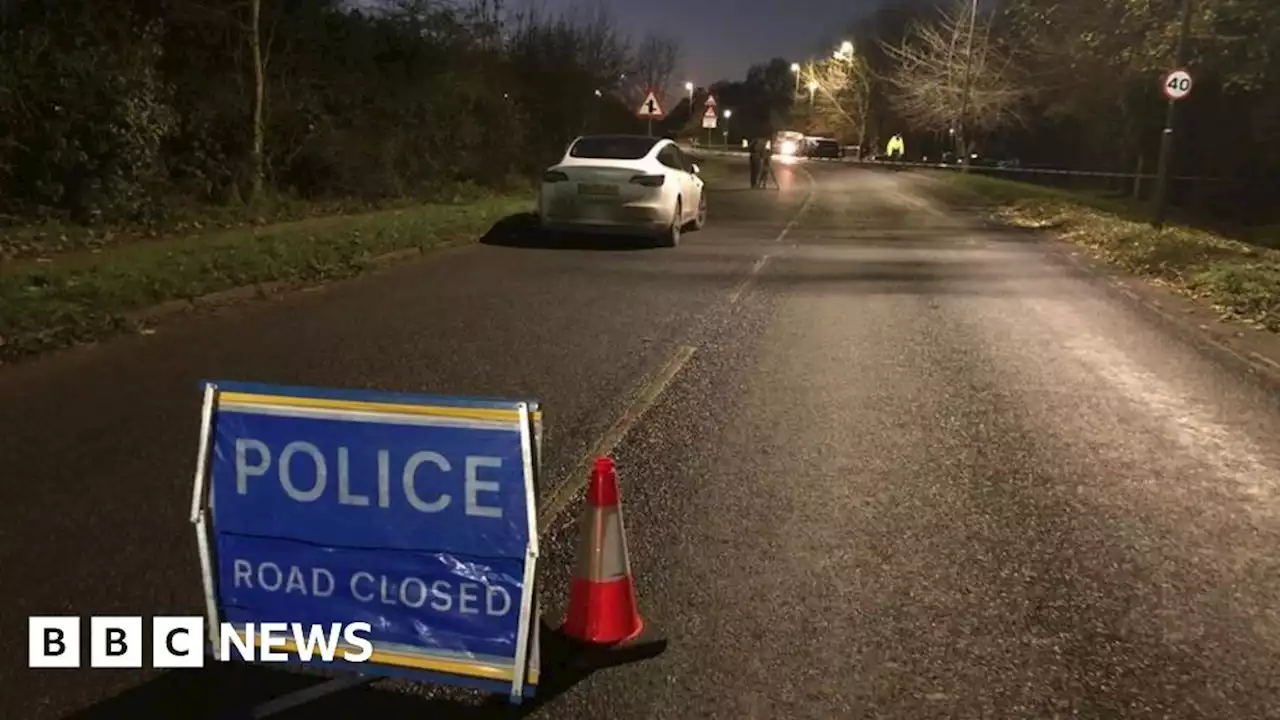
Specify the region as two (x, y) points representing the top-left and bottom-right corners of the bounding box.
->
(28, 616), (373, 668)
(679, 145), (1226, 183)
(851, 159), (1227, 183)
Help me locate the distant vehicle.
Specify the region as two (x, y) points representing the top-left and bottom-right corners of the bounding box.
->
(806, 137), (842, 159)
(774, 130), (806, 157)
(538, 135), (706, 247)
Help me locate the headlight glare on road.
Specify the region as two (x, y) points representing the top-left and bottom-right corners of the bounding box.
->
(779, 140), (797, 156)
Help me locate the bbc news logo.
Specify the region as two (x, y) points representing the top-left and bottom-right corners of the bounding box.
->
(28, 617), (373, 668)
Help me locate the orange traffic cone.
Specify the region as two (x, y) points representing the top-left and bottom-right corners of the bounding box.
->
(561, 457), (644, 645)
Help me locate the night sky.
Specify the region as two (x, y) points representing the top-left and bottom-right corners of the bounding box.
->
(534, 0), (889, 91)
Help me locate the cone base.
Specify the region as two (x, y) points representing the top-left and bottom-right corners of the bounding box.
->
(562, 576), (644, 645)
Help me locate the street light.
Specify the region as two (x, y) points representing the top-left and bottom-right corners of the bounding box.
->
(807, 79), (819, 104)
(790, 62), (801, 97)
(722, 108), (732, 145)
(685, 81), (694, 107)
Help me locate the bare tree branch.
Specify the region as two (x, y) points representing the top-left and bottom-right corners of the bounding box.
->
(802, 48), (873, 142)
(629, 32), (680, 104)
(884, 0), (1031, 150)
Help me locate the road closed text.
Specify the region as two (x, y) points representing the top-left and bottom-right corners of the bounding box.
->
(231, 558), (515, 618)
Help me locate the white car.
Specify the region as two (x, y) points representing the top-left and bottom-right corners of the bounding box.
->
(538, 135), (707, 247)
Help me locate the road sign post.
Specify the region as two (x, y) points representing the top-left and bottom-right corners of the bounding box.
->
(701, 105), (721, 146)
(191, 381), (543, 712)
(1151, 0), (1194, 229)
(702, 97), (718, 146)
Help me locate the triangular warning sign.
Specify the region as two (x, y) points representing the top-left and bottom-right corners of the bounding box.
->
(703, 106), (716, 119)
(637, 91), (664, 118)
(705, 94), (717, 107)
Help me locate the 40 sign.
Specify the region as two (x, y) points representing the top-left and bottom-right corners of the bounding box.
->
(1162, 69), (1193, 101)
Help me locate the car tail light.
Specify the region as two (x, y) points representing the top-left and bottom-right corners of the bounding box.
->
(543, 170), (569, 183)
(630, 174), (665, 187)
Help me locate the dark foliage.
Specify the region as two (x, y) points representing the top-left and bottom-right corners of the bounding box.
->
(0, 0), (648, 226)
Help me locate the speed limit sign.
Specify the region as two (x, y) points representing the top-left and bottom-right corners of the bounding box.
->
(1162, 69), (1193, 101)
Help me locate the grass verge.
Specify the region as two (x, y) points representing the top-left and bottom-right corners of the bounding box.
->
(0, 194), (532, 362)
(940, 173), (1280, 332)
(0, 181), (515, 263)
(691, 157), (733, 187)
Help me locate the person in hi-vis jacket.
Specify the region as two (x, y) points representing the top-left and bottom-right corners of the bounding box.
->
(885, 134), (906, 161)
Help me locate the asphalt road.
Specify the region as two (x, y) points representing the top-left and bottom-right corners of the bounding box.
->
(5, 157), (1280, 719)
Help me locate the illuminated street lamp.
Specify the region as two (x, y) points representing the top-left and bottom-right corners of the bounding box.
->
(790, 62), (801, 97)
(685, 81), (694, 106)
(807, 79), (819, 104)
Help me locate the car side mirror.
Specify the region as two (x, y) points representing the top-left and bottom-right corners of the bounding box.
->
(691, 163), (701, 175)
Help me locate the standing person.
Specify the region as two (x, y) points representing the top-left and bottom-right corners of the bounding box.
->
(885, 133), (906, 161)
(759, 139), (775, 189)
(748, 137), (763, 188)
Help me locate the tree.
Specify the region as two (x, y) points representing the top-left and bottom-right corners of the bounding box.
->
(802, 46), (872, 146)
(886, 0), (1029, 163)
(1001, 0), (1280, 176)
(630, 32), (680, 105)
(0, 0), (653, 228)
(248, 0), (265, 198)
(745, 58), (796, 134)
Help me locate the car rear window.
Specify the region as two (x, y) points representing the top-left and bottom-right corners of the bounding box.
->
(569, 136), (659, 160)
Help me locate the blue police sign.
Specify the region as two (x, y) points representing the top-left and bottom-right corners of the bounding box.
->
(189, 381), (542, 700)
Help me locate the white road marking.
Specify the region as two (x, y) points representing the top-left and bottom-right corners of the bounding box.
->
(537, 344), (697, 533)
(727, 164), (818, 306)
(539, 164), (821, 529)
(776, 166), (818, 245)
(728, 255), (772, 305)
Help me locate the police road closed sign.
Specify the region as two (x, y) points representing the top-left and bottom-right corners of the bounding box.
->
(1163, 69), (1193, 101)
(192, 381), (542, 700)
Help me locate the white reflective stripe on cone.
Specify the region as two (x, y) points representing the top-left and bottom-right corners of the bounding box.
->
(575, 505), (632, 582)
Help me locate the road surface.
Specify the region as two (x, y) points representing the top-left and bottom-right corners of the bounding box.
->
(5, 158), (1280, 719)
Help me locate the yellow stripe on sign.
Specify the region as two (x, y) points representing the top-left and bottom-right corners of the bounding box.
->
(218, 392), (543, 425)
(247, 636), (539, 684)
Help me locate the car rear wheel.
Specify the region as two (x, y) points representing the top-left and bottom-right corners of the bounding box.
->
(658, 199), (681, 248)
(689, 192), (707, 231)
